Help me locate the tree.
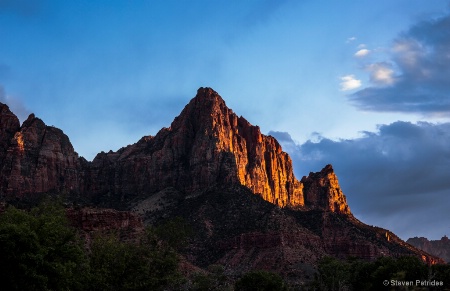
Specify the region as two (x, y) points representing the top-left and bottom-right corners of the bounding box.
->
(0, 201), (88, 290)
(88, 229), (181, 290)
(312, 256), (351, 291)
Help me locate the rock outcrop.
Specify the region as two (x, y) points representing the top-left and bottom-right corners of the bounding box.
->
(0, 111), (84, 200)
(67, 207), (143, 232)
(0, 103), (20, 164)
(1, 89), (443, 279)
(87, 88), (303, 208)
(407, 236), (450, 263)
(301, 164), (350, 214)
(0, 89), (342, 211)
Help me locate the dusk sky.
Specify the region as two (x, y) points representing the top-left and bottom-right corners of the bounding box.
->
(1, 0), (450, 240)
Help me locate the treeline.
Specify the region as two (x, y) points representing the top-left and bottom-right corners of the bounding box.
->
(0, 200), (185, 290)
(0, 200), (288, 291)
(311, 256), (450, 291)
(1, 200), (449, 290)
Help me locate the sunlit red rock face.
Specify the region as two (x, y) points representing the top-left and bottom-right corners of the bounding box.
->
(0, 90), (444, 279)
(88, 87), (304, 207)
(0, 110), (84, 200)
(1, 89), (341, 210)
(301, 164), (351, 214)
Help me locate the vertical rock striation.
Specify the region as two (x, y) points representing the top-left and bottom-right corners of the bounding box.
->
(88, 88), (304, 208)
(0, 89), (347, 213)
(301, 164), (351, 214)
(0, 109), (84, 199)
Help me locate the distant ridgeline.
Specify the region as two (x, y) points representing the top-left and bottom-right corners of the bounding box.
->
(408, 236), (450, 263)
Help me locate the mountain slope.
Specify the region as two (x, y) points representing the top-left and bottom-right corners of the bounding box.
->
(408, 236), (450, 263)
(0, 88), (444, 279)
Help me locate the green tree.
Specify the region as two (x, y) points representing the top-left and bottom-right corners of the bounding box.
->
(192, 264), (231, 291)
(0, 201), (88, 290)
(88, 229), (181, 290)
(313, 256), (351, 291)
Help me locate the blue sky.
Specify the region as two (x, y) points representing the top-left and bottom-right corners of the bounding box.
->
(1, 0), (450, 240)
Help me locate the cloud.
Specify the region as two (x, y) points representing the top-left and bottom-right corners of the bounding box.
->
(340, 75), (362, 91)
(365, 62), (396, 86)
(354, 48), (370, 57)
(350, 12), (450, 114)
(286, 121), (450, 239)
(346, 36), (357, 43)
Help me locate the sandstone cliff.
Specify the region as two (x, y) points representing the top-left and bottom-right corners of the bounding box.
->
(0, 90), (348, 212)
(407, 236), (450, 263)
(88, 87), (303, 208)
(0, 110), (84, 200)
(301, 164), (350, 214)
(0, 103), (20, 165)
(0, 89), (444, 283)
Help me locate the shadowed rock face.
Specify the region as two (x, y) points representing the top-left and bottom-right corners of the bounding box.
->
(0, 89), (341, 211)
(88, 87), (304, 208)
(407, 236), (450, 263)
(0, 88), (445, 282)
(0, 103), (20, 164)
(0, 112), (84, 200)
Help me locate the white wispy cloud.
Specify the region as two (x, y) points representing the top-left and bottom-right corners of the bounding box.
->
(340, 75), (362, 91)
(354, 48), (370, 57)
(346, 36), (357, 43)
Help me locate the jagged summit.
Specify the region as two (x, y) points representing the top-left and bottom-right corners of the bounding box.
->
(302, 164), (351, 214)
(0, 90), (444, 270)
(0, 88), (350, 212)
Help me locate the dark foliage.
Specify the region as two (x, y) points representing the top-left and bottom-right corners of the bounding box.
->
(311, 255), (450, 291)
(235, 270), (288, 291)
(0, 200), (88, 291)
(0, 200), (182, 291)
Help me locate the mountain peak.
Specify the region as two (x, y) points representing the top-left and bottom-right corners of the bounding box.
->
(194, 87), (223, 104)
(0, 88), (351, 214)
(302, 164), (351, 214)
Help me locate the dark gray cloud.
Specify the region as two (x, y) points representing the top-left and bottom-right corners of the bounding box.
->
(350, 12), (450, 114)
(274, 122), (450, 239)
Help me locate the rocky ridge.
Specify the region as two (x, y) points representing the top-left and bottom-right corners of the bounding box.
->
(407, 236), (450, 263)
(0, 88), (445, 279)
(0, 88), (346, 213)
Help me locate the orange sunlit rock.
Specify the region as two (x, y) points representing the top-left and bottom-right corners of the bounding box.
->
(15, 132), (24, 152)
